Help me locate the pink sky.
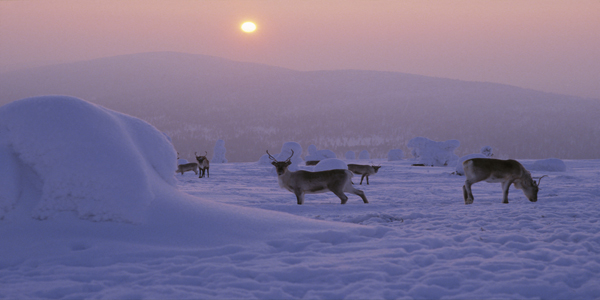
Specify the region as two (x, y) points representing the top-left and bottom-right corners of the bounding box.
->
(1, 0), (599, 98)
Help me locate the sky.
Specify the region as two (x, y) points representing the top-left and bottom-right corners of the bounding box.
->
(1, 0), (599, 99)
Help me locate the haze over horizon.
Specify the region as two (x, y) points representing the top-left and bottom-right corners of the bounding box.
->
(1, 0), (599, 99)
(2, 51), (599, 162)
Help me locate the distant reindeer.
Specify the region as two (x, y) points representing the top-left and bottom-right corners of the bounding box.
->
(176, 162), (199, 175)
(347, 164), (381, 185)
(268, 150), (368, 205)
(462, 158), (547, 204)
(195, 151), (210, 178)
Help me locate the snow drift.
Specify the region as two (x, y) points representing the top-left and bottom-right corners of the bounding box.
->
(0, 96), (177, 223)
(305, 144), (337, 162)
(531, 158), (567, 172)
(0, 96), (368, 243)
(408, 137), (460, 167)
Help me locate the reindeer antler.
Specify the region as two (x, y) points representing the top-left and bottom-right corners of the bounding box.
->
(536, 175), (548, 186)
(285, 149), (294, 162)
(266, 150), (277, 161)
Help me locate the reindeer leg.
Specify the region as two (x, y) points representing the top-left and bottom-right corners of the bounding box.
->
(360, 174), (366, 185)
(342, 185), (368, 203)
(294, 189), (304, 205)
(501, 180), (513, 204)
(331, 189), (349, 204)
(464, 180), (474, 204)
(206, 167), (209, 178)
(366, 175), (370, 185)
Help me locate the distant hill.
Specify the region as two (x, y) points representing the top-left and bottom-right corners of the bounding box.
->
(1, 51), (599, 162)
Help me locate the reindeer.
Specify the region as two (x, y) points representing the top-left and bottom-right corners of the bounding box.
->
(195, 151), (210, 178)
(268, 150), (368, 205)
(176, 162), (199, 175)
(347, 164), (381, 185)
(462, 158), (547, 204)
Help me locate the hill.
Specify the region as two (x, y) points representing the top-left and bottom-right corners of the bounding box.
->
(1, 51), (598, 161)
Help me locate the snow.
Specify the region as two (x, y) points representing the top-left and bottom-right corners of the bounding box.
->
(0, 96), (176, 223)
(345, 150), (356, 160)
(530, 158), (567, 172)
(313, 158), (348, 172)
(480, 145), (493, 157)
(305, 144), (337, 162)
(358, 150), (370, 159)
(408, 137), (460, 167)
(1, 96), (600, 299)
(211, 139), (227, 163)
(387, 149), (404, 161)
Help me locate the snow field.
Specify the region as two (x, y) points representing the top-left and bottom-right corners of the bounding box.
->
(0, 96), (598, 299)
(173, 159), (600, 299)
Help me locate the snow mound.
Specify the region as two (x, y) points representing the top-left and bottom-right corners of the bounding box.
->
(305, 144), (337, 162)
(0, 96), (177, 223)
(358, 150), (370, 159)
(212, 139), (227, 163)
(407, 137), (460, 167)
(345, 150), (356, 160)
(177, 158), (189, 165)
(531, 158), (567, 172)
(313, 158), (348, 172)
(387, 149), (404, 161)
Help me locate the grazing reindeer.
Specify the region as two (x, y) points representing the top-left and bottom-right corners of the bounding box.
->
(176, 162), (199, 175)
(462, 158), (547, 204)
(195, 151), (210, 178)
(268, 150), (368, 205)
(347, 164), (381, 185)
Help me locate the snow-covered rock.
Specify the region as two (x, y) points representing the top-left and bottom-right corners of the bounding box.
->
(387, 149), (404, 161)
(313, 158), (348, 172)
(531, 158), (567, 172)
(305, 144), (337, 162)
(358, 150), (370, 160)
(345, 151), (356, 160)
(407, 137), (460, 167)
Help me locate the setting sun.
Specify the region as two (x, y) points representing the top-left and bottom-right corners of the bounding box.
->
(241, 21), (257, 33)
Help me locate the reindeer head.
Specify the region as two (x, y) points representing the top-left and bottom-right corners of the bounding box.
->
(373, 165), (382, 173)
(195, 151), (208, 163)
(267, 150), (294, 176)
(515, 174), (547, 202)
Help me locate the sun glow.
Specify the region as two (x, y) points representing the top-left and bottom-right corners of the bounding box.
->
(241, 22), (257, 33)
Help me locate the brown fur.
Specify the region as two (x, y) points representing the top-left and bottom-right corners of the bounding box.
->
(347, 164), (381, 185)
(195, 151), (210, 178)
(268, 151), (368, 205)
(462, 158), (540, 204)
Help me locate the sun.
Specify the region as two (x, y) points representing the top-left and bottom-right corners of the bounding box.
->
(241, 22), (257, 33)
